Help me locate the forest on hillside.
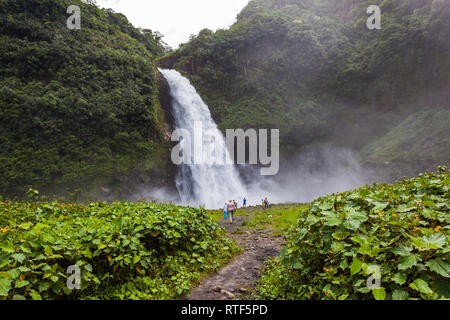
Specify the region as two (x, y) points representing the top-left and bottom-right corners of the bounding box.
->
(159, 0), (450, 179)
(0, 0), (449, 198)
(0, 0), (172, 198)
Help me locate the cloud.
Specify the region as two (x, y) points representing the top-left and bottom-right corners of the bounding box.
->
(96, 0), (250, 48)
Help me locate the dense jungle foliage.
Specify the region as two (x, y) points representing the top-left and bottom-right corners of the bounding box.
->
(0, 197), (240, 299)
(255, 167), (450, 300)
(1, 0), (448, 196)
(159, 0), (450, 177)
(0, 0), (171, 197)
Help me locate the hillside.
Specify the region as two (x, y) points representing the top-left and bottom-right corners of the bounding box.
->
(158, 0), (450, 178)
(0, 0), (173, 198)
(361, 107), (450, 177)
(1, 0), (448, 198)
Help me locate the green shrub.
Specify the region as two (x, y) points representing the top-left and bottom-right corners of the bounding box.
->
(0, 201), (240, 299)
(255, 170), (449, 300)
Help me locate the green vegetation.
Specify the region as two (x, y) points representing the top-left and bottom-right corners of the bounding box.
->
(254, 168), (449, 300)
(0, 0), (171, 197)
(0, 199), (240, 299)
(2, 0), (448, 195)
(159, 0), (450, 176)
(242, 205), (308, 237)
(361, 107), (450, 177)
(208, 203), (308, 236)
(0, 0), (448, 301)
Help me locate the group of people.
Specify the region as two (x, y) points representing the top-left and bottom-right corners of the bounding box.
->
(222, 197), (270, 224)
(223, 200), (238, 224)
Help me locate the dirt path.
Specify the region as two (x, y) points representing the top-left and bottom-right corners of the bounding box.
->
(187, 212), (284, 300)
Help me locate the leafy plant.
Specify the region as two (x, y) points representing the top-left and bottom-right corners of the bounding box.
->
(0, 200), (240, 300)
(254, 169), (449, 300)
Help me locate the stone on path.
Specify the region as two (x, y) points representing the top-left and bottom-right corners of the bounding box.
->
(221, 289), (235, 299)
(212, 286), (222, 292)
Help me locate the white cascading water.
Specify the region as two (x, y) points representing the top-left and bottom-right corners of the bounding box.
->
(159, 69), (246, 209)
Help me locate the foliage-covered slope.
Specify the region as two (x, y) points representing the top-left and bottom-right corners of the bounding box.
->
(361, 106), (450, 177)
(0, 199), (239, 299)
(0, 0), (170, 197)
(159, 0), (450, 175)
(255, 168), (450, 300)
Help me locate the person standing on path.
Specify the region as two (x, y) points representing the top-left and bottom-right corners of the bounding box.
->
(223, 202), (228, 220)
(227, 200), (234, 224)
(264, 197), (269, 209)
(243, 197), (247, 207)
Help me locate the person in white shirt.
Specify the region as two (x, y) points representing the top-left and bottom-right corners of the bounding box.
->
(223, 203), (228, 219)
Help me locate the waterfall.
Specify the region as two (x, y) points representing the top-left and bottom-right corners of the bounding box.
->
(159, 69), (246, 209)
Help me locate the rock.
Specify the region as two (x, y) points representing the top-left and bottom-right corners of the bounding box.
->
(241, 267), (246, 271)
(221, 289), (235, 299)
(212, 286), (222, 292)
(239, 287), (248, 293)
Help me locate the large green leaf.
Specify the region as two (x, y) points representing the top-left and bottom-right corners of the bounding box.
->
(0, 278), (12, 296)
(422, 208), (439, 220)
(409, 279), (433, 295)
(391, 272), (407, 285)
(392, 245), (413, 256)
(350, 257), (363, 276)
(346, 209), (368, 222)
(372, 287), (386, 300)
(410, 234), (446, 251)
(398, 255), (419, 270)
(324, 214), (342, 226)
(29, 290), (42, 300)
(372, 202), (389, 212)
(425, 258), (450, 277)
(15, 280), (30, 289)
(359, 242), (380, 258)
(12, 253), (26, 263)
(0, 241), (14, 254)
(318, 200), (334, 210)
(344, 219), (361, 230)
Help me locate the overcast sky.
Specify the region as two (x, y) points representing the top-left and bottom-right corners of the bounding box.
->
(96, 0), (250, 48)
